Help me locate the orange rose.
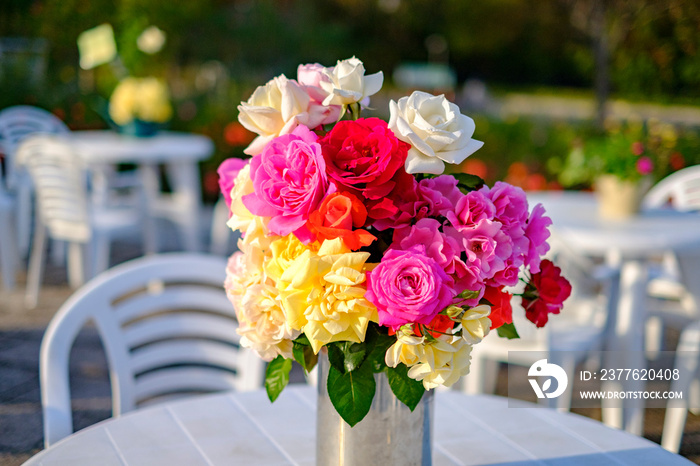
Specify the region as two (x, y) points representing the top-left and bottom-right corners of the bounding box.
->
(308, 192), (376, 250)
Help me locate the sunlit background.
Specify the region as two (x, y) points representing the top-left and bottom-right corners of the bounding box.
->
(3, 1), (700, 463)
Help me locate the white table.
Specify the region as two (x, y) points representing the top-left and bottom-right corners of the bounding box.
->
(528, 190), (700, 435)
(23, 386), (691, 465)
(71, 130), (214, 253)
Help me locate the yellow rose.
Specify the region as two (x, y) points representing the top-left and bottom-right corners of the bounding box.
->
(277, 238), (378, 353)
(460, 304), (491, 344)
(265, 234), (319, 282)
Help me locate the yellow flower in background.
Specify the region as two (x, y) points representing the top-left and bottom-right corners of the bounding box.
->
(460, 304), (491, 344)
(277, 238), (378, 354)
(109, 77), (173, 125)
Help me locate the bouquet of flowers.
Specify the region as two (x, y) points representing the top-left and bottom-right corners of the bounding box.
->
(220, 57), (571, 426)
(108, 76), (173, 127)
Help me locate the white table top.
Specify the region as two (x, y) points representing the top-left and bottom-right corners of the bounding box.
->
(70, 130), (214, 164)
(527, 191), (700, 258)
(24, 386), (691, 465)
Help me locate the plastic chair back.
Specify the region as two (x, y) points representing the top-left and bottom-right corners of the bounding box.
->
(643, 165), (700, 212)
(39, 253), (264, 447)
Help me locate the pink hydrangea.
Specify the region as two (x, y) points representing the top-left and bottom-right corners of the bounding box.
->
(365, 245), (455, 329)
(446, 219), (512, 281)
(481, 181), (529, 232)
(242, 125), (333, 242)
(523, 203), (552, 274)
(392, 218), (467, 278)
(446, 190), (495, 231)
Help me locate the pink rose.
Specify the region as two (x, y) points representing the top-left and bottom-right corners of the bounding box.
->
(481, 181), (529, 231)
(217, 157), (249, 209)
(320, 118), (410, 221)
(242, 125), (333, 242)
(446, 219), (512, 281)
(366, 245), (455, 329)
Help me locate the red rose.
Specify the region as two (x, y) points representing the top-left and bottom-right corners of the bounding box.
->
(320, 117), (410, 220)
(482, 285), (513, 330)
(307, 192), (376, 250)
(522, 259), (571, 327)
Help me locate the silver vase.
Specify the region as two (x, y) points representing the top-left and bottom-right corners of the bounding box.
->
(315, 354), (434, 466)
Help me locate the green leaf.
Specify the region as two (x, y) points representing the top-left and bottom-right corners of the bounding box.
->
(265, 356), (292, 402)
(327, 361), (376, 427)
(496, 322), (520, 339)
(364, 325), (395, 373)
(292, 342), (318, 373)
(387, 364), (426, 411)
(452, 172), (485, 193)
(457, 289), (481, 300)
(341, 341), (367, 372)
(327, 342), (347, 374)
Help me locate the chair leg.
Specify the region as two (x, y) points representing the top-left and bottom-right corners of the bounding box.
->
(645, 316), (664, 360)
(66, 242), (86, 288)
(661, 321), (700, 452)
(25, 221), (47, 309)
(0, 207), (18, 290)
(91, 232), (111, 278)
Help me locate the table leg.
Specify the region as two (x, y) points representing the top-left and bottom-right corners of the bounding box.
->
(164, 160), (202, 252)
(139, 163), (159, 255)
(602, 260), (648, 435)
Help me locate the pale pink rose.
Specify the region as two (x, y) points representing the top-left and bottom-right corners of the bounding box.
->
(297, 63), (342, 127)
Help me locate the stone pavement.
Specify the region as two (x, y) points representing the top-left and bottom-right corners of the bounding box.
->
(2, 231), (700, 465)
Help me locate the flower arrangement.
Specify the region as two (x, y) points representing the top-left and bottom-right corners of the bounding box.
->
(108, 76), (173, 128)
(219, 57), (571, 426)
(556, 119), (689, 188)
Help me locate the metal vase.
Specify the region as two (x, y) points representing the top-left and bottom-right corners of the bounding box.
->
(316, 354), (434, 466)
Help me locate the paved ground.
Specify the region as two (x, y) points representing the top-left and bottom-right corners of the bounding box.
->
(2, 224), (700, 465)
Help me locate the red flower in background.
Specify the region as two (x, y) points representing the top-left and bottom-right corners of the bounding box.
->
(521, 259), (571, 327)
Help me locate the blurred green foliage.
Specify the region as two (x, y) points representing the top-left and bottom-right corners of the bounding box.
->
(2, 0), (700, 201)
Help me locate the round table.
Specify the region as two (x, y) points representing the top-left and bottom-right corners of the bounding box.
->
(70, 130), (215, 253)
(23, 386), (691, 465)
(528, 190), (700, 435)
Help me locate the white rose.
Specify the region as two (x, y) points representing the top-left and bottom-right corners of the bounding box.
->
(388, 91), (484, 174)
(320, 57), (383, 106)
(237, 75), (311, 155)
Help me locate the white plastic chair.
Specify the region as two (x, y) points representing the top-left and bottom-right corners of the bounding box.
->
(39, 253), (265, 447)
(642, 166), (700, 355)
(642, 165), (700, 212)
(15, 134), (142, 308)
(661, 318), (700, 453)
(0, 105), (70, 258)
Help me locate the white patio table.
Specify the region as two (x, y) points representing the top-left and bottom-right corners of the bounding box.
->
(70, 130), (214, 253)
(23, 386), (690, 465)
(527, 190), (700, 435)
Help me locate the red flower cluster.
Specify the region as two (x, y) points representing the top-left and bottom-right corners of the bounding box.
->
(521, 259), (571, 327)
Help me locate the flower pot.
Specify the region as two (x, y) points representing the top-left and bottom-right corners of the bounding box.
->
(118, 119), (160, 137)
(596, 175), (650, 219)
(315, 354), (434, 466)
